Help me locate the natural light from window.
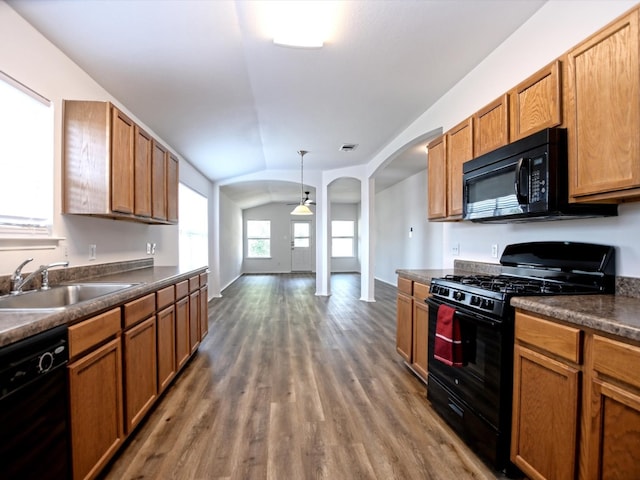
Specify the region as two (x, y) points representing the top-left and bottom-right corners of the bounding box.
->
(0, 71), (53, 236)
(178, 183), (208, 270)
(331, 220), (355, 257)
(247, 220), (271, 258)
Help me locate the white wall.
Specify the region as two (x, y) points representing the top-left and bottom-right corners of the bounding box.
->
(0, 2), (212, 277)
(218, 190), (243, 290)
(375, 169), (443, 285)
(330, 203), (360, 273)
(372, 0), (640, 278)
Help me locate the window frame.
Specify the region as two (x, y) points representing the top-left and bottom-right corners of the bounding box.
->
(331, 220), (355, 258)
(246, 220), (271, 259)
(178, 183), (209, 270)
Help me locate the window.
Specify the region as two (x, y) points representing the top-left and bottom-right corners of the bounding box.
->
(178, 183), (208, 270)
(247, 220), (271, 258)
(331, 220), (355, 257)
(0, 71), (53, 235)
(293, 221), (310, 247)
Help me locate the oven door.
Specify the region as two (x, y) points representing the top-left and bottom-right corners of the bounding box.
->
(426, 297), (504, 429)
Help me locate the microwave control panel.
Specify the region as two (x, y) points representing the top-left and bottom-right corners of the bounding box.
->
(529, 155), (546, 203)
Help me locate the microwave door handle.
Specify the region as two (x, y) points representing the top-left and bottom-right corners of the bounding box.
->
(515, 157), (528, 204)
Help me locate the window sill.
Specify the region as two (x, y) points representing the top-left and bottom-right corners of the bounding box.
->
(0, 236), (65, 251)
(247, 257), (272, 260)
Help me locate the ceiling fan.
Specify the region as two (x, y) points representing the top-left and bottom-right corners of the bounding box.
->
(289, 150), (315, 215)
(287, 191), (315, 206)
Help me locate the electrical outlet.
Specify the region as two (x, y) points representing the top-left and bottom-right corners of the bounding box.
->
(146, 242), (152, 255)
(452, 243), (460, 256)
(491, 244), (499, 258)
(151, 243), (157, 255)
(89, 244), (97, 260)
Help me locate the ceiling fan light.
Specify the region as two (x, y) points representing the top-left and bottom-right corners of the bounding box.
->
(291, 204), (314, 215)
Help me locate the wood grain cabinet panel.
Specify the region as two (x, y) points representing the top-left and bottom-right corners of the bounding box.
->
(427, 135), (447, 220)
(68, 337), (123, 480)
(175, 296), (190, 370)
(446, 118), (473, 219)
(567, 10), (640, 202)
(509, 60), (562, 141)
(474, 94), (509, 156)
(411, 300), (429, 381)
(157, 305), (177, 393)
(167, 154), (179, 223)
(110, 108), (135, 214)
(152, 141), (168, 222)
(199, 285), (209, 340)
(396, 290), (413, 363)
(189, 290), (201, 354)
(134, 126), (152, 218)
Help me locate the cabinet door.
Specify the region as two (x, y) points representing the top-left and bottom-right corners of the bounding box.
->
(166, 154), (179, 223)
(411, 300), (429, 381)
(511, 344), (580, 480)
(567, 10), (640, 201)
(111, 107), (135, 214)
(175, 296), (190, 370)
(69, 337), (123, 480)
(123, 316), (157, 434)
(134, 126), (152, 218)
(157, 305), (176, 393)
(427, 135), (447, 220)
(446, 118), (473, 219)
(199, 285), (209, 340)
(474, 94), (509, 156)
(152, 141), (168, 221)
(189, 290), (201, 354)
(396, 293), (413, 362)
(510, 60), (561, 141)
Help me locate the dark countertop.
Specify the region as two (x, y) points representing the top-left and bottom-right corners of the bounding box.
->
(395, 269), (453, 285)
(0, 265), (207, 348)
(511, 295), (640, 343)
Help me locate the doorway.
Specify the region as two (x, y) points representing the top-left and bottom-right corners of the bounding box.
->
(291, 220), (312, 271)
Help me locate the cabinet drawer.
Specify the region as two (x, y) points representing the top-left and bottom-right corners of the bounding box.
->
(189, 275), (200, 292)
(69, 307), (121, 358)
(593, 335), (640, 390)
(123, 293), (155, 328)
(397, 277), (413, 295)
(156, 285), (175, 310)
(199, 271), (208, 286)
(175, 280), (189, 300)
(413, 282), (430, 301)
(515, 311), (582, 363)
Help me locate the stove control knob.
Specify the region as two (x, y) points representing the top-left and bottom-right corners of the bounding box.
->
(453, 291), (465, 301)
(481, 299), (495, 310)
(470, 296), (480, 306)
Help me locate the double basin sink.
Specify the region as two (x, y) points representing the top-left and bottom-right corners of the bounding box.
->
(0, 283), (137, 312)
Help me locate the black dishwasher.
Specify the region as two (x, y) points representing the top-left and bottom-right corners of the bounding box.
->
(0, 324), (70, 480)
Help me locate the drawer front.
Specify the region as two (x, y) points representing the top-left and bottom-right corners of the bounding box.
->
(189, 275), (200, 292)
(397, 277), (413, 295)
(515, 311), (582, 363)
(123, 293), (155, 328)
(175, 280), (189, 300)
(156, 285), (175, 310)
(199, 271), (208, 287)
(413, 282), (430, 301)
(69, 307), (121, 358)
(593, 335), (640, 390)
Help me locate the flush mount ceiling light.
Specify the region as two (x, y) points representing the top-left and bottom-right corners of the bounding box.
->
(261, 1), (338, 48)
(291, 150), (313, 216)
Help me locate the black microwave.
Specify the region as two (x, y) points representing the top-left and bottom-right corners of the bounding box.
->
(462, 128), (617, 222)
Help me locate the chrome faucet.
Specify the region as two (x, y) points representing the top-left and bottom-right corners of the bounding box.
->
(10, 259), (69, 294)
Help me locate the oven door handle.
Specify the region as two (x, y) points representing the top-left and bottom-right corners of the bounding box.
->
(426, 297), (501, 329)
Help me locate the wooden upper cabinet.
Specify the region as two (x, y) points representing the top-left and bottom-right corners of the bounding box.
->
(567, 9), (640, 202)
(62, 100), (178, 225)
(473, 94), (509, 156)
(134, 126), (152, 218)
(110, 108), (135, 214)
(510, 60), (562, 141)
(446, 118), (473, 219)
(167, 154), (179, 223)
(152, 141), (168, 222)
(427, 135), (447, 220)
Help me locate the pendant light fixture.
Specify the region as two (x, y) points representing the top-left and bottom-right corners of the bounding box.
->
(291, 150), (314, 215)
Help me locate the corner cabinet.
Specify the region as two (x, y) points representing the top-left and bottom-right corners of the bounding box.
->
(566, 9), (640, 202)
(63, 100), (178, 225)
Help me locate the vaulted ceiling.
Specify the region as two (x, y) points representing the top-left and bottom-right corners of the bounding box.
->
(9, 0), (546, 207)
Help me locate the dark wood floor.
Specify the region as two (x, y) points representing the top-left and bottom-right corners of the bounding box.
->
(102, 273), (498, 479)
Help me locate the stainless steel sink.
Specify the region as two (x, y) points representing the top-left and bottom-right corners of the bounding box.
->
(0, 283), (137, 312)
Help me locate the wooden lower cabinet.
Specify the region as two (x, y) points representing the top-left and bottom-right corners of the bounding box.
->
(396, 291), (413, 362)
(189, 290), (201, 353)
(175, 295), (190, 370)
(511, 344), (580, 480)
(69, 337), (124, 480)
(411, 300), (429, 380)
(123, 316), (157, 434)
(396, 277), (429, 382)
(157, 304), (176, 393)
(199, 285), (209, 340)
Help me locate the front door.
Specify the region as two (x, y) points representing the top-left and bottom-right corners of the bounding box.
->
(291, 220), (312, 271)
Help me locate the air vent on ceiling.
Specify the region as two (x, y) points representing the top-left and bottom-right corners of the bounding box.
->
(339, 143), (358, 152)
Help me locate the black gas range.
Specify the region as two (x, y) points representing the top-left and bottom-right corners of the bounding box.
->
(426, 241), (615, 476)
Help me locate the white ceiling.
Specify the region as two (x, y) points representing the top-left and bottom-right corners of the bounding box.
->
(9, 0), (546, 208)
